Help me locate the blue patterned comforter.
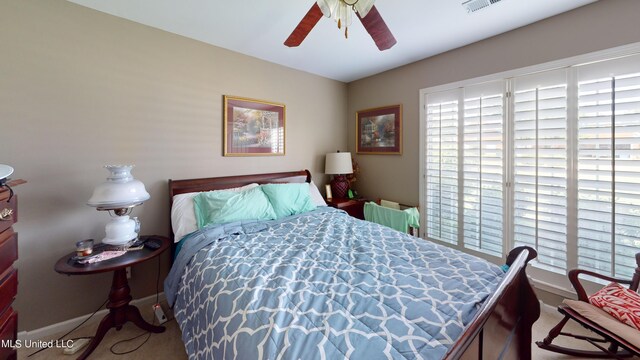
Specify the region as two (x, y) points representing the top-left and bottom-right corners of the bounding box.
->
(165, 207), (504, 360)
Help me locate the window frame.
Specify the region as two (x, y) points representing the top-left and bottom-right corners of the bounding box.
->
(419, 42), (640, 296)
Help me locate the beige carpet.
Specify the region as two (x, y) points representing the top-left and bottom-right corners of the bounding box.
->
(18, 302), (187, 360)
(18, 302), (637, 359)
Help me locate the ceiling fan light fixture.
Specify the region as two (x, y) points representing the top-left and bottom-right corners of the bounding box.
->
(285, 0), (395, 51)
(318, 0), (376, 32)
(317, 0), (337, 18)
(336, 2), (353, 30)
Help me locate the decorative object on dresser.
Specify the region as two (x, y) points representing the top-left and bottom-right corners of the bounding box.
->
(54, 235), (170, 360)
(345, 156), (360, 189)
(0, 172), (25, 360)
(324, 184), (332, 200)
(325, 151), (352, 199)
(356, 104), (402, 154)
(87, 165), (150, 246)
(325, 197), (366, 220)
(223, 95), (285, 157)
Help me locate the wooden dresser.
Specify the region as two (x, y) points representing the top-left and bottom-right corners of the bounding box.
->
(0, 180), (24, 360)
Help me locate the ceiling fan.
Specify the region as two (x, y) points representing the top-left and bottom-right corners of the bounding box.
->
(285, 0), (397, 51)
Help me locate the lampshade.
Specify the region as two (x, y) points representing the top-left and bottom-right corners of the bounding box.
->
(88, 165), (149, 246)
(88, 165), (150, 210)
(0, 165), (13, 183)
(325, 152), (353, 175)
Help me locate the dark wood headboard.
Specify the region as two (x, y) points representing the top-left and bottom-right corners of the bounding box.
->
(168, 169), (311, 250)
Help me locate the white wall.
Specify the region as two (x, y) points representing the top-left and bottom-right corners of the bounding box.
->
(0, 0), (348, 331)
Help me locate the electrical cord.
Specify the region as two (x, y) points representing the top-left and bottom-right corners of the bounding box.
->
(109, 254), (171, 355)
(28, 298), (108, 357)
(30, 247), (169, 357)
(108, 326), (153, 355)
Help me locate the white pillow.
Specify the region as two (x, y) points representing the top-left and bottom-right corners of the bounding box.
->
(309, 181), (327, 207)
(171, 183), (259, 242)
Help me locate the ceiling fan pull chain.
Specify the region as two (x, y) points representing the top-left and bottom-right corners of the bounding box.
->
(345, 26), (348, 39)
(338, 18), (342, 29)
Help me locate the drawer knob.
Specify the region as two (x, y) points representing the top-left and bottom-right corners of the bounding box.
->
(0, 208), (13, 221)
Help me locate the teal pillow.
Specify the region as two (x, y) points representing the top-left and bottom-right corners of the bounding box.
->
(260, 183), (316, 219)
(193, 187), (276, 228)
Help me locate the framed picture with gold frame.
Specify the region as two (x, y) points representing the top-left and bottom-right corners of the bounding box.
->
(224, 95), (286, 156)
(356, 104), (402, 154)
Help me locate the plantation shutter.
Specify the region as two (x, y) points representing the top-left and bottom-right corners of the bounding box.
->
(462, 82), (505, 256)
(425, 90), (460, 245)
(513, 69), (568, 273)
(577, 55), (640, 279)
(422, 50), (640, 291)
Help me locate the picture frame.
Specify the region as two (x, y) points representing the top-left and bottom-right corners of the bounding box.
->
(325, 184), (333, 200)
(356, 104), (402, 155)
(224, 95), (286, 156)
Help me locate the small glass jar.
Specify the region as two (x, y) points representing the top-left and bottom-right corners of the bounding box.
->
(76, 239), (94, 257)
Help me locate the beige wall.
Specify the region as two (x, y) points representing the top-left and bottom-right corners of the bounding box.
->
(0, 0), (347, 331)
(347, 0), (640, 206)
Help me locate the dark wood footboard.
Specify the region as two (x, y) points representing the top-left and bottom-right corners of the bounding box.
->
(444, 246), (540, 360)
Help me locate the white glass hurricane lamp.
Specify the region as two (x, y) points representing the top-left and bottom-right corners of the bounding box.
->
(0, 164), (13, 186)
(88, 165), (150, 245)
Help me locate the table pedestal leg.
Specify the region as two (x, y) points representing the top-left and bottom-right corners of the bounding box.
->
(76, 268), (165, 360)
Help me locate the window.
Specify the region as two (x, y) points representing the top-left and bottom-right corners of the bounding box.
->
(576, 57), (640, 279)
(513, 70), (568, 274)
(425, 90), (459, 245)
(425, 82), (506, 257)
(421, 52), (640, 287)
(463, 83), (504, 256)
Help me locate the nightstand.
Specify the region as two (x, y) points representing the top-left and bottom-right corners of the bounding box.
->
(326, 198), (368, 220)
(54, 235), (169, 360)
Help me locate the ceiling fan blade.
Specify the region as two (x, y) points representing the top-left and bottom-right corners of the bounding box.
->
(357, 5), (397, 51)
(284, 3), (324, 47)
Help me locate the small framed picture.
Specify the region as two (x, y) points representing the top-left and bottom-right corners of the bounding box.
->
(356, 104), (402, 154)
(224, 95), (286, 156)
(325, 184), (333, 199)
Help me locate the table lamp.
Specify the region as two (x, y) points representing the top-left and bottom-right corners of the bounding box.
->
(87, 165), (150, 245)
(325, 151), (353, 199)
(0, 164), (13, 186)
(0, 164), (14, 203)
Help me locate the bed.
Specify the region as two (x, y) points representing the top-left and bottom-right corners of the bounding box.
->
(165, 169), (540, 359)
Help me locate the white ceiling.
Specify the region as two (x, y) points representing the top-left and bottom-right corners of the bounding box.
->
(67, 0), (596, 83)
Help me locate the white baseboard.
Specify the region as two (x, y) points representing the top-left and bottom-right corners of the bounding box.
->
(17, 292), (166, 342)
(530, 277), (576, 299)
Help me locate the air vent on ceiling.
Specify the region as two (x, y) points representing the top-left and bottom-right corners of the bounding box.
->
(462, 0), (503, 13)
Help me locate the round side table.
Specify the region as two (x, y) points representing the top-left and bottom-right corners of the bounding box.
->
(54, 235), (170, 360)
